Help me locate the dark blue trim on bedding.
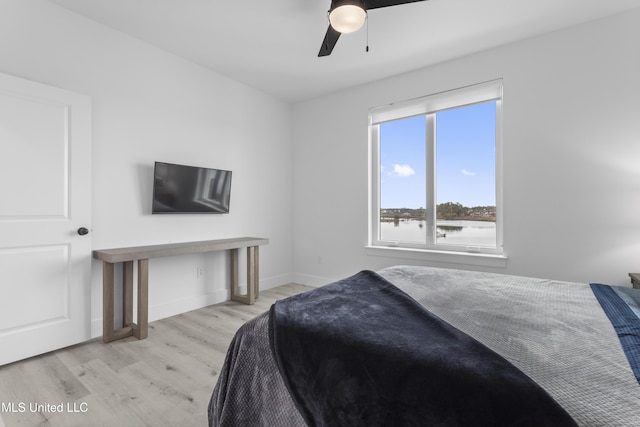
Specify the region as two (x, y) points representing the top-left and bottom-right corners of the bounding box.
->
(590, 283), (640, 384)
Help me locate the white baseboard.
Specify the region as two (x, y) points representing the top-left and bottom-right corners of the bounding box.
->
(291, 272), (336, 288)
(259, 272), (296, 290)
(149, 289), (230, 321)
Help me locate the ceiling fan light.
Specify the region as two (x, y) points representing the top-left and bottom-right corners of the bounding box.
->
(329, 4), (367, 34)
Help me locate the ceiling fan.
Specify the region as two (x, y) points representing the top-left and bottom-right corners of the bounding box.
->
(318, 0), (428, 57)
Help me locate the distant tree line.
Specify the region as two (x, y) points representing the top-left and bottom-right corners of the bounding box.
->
(381, 202), (496, 222)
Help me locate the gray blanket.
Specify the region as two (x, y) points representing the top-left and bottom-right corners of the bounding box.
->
(209, 265), (640, 426)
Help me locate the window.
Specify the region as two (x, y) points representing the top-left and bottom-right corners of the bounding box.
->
(369, 80), (503, 255)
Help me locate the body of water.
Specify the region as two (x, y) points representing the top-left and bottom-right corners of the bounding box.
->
(380, 219), (496, 248)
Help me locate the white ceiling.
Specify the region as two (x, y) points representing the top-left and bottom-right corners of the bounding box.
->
(47, 0), (640, 103)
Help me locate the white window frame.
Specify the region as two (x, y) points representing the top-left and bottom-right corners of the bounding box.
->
(368, 80), (504, 257)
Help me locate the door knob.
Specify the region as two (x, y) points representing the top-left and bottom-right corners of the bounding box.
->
(77, 227), (89, 236)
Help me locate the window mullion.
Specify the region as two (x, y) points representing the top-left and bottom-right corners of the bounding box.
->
(370, 124), (381, 245)
(425, 113), (436, 246)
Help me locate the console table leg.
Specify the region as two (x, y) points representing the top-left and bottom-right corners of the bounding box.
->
(230, 247), (257, 305)
(123, 261), (133, 327)
(254, 246), (259, 300)
(247, 246), (256, 302)
(230, 248), (238, 299)
(134, 259), (149, 339)
(103, 262), (115, 342)
(103, 261), (135, 343)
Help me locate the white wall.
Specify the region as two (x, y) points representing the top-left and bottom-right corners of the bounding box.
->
(292, 8), (640, 287)
(0, 0), (294, 337)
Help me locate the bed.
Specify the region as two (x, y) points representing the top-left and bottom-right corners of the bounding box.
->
(208, 265), (640, 426)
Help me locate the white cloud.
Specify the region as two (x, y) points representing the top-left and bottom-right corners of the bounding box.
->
(461, 169), (476, 176)
(393, 164), (415, 177)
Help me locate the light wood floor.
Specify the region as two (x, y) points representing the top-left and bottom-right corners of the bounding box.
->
(0, 283), (310, 427)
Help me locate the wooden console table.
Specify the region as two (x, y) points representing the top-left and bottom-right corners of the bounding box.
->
(93, 237), (269, 343)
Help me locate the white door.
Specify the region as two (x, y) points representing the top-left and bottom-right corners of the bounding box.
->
(0, 73), (91, 366)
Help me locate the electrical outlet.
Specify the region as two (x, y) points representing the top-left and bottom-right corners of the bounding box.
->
(196, 266), (204, 278)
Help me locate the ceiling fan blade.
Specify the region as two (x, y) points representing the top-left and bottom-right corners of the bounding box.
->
(365, 0), (427, 10)
(318, 25), (341, 57)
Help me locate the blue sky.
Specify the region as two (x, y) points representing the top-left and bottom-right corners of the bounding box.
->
(380, 101), (496, 209)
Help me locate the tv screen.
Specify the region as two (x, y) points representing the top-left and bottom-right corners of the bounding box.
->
(152, 161), (232, 214)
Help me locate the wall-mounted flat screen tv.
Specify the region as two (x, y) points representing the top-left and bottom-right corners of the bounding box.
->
(152, 161), (232, 214)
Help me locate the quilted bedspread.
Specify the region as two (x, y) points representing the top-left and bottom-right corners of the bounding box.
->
(209, 265), (640, 426)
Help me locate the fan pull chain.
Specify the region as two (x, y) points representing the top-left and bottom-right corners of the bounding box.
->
(366, 14), (369, 52)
